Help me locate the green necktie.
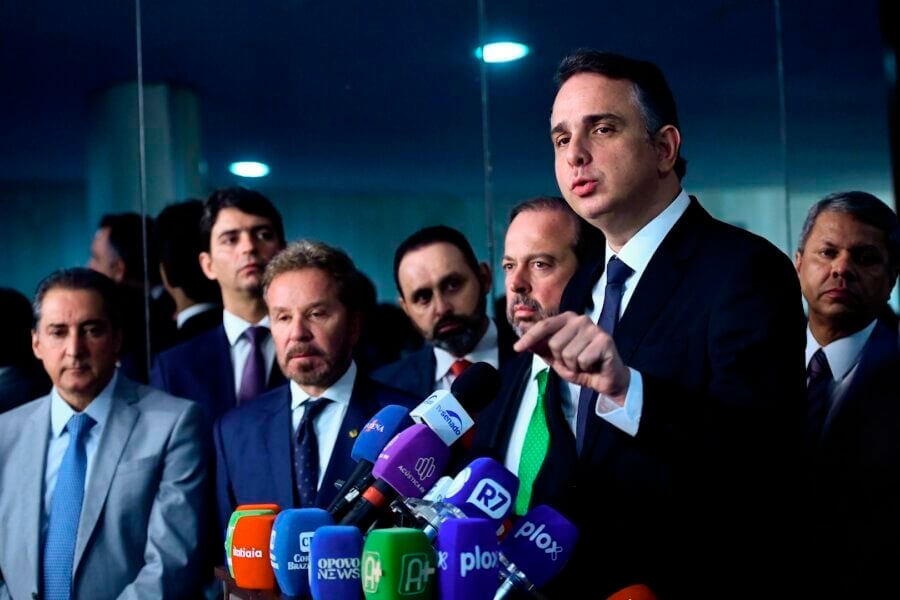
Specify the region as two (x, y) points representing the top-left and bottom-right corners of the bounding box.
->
(515, 367), (550, 515)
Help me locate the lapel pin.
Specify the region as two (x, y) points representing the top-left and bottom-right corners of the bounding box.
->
(349, 428), (359, 439)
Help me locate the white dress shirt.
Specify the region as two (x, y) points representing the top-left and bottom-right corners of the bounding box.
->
(433, 320), (500, 391)
(42, 370), (118, 539)
(223, 310), (276, 397)
(289, 361), (357, 490)
(805, 319), (876, 422)
(505, 354), (550, 474)
(564, 189), (691, 437)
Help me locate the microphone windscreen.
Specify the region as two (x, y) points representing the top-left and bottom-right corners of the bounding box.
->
(500, 505), (578, 587)
(607, 584), (658, 600)
(269, 508), (334, 598)
(352, 405), (413, 463)
(435, 518), (500, 600)
(231, 514), (277, 590)
(373, 423), (449, 498)
(309, 525), (364, 599)
(225, 508), (278, 577)
(362, 528), (436, 599)
(450, 362), (501, 413)
(444, 457), (519, 525)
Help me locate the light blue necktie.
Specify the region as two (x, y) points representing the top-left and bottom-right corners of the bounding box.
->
(42, 412), (95, 600)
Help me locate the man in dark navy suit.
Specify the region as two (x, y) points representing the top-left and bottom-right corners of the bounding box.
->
(150, 187), (286, 426)
(794, 191), (900, 598)
(213, 241), (417, 535)
(372, 225), (513, 400)
(470, 197), (595, 515)
(515, 50), (806, 597)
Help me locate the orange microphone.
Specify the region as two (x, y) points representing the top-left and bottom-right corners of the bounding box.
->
(606, 584), (658, 600)
(231, 513), (277, 590)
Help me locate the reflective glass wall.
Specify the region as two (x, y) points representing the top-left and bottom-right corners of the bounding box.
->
(1, 0), (894, 313)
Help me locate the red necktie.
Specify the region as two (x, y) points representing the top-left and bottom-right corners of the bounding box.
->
(450, 358), (472, 378)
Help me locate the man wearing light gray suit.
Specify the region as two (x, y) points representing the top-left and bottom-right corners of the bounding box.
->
(0, 268), (207, 600)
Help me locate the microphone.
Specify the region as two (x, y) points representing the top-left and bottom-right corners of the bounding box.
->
(435, 518), (500, 600)
(362, 527), (436, 599)
(410, 362), (500, 445)
(225, 506), (280, 577)
(326, 405), (413, 520)
(406, 457), (518, 540)
(494, 505), (579, 599)
(607, 584), (658, 600)
(340, 424), (449, 530)
(268, 508), (334, 598)
(231, 513), (277, 590)
(309, 525), (365, 599)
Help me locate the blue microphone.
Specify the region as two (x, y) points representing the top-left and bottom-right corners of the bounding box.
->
(327, 405), (413, 520)
(495, 505), (578, 598)
(269, 508), (334, 598)
(435, 518), (500, 600)
(310, 525), (364, 599)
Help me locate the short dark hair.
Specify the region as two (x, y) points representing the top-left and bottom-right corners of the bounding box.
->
(200, 187), (285, 251)
(98, 212), (158, 284)
(509, 196), (603, 264)
(262, 240), (369, 314)
(33, 268), (122, 330)
(156, 199), (221, 303)
(798, 191), (900, 269)
(393, 226), (481, 296)
(0, 288), (35, 366)
(556, 49), (687, 180)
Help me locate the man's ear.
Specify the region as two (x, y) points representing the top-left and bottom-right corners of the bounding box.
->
(398, 295), (410, 317)
(110, 258), (127, 283)
(199, 252), (217, 281)
(794, 250), (803, 274)
(654, 125), (681, 175)
(32, 328), (42, 361)
(478, 262), (492, 292)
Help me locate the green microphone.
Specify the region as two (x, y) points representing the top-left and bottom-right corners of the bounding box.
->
(224, 507), (278, 577)
(362, 528), (436, 599)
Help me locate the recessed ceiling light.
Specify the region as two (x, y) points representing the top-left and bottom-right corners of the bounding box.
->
(475, 42), (530, 64)
(229, 161), (270, 178)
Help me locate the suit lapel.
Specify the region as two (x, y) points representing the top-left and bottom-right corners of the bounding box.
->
(262, 389), (296, 509)
(579, 199), (705, 458)
(823, 322), (897, 438)
(18, 397), (52, 593)
(487, 355), (533, 455)
(212, 326), (238, 412)
(74, 377), (139, 574)
(319, 378), (377, 506)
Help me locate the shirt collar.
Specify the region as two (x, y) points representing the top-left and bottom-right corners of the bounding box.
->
(530, 353), (549, 380)
(613, 189), (690, 275)
(434, 319), (499, 381)
(50, 370), (118, 439)
(223, 309), (271, 346)
(805, 319), (877, 382)
(176, 303), (218, 329)
(290, 360), (357, 410)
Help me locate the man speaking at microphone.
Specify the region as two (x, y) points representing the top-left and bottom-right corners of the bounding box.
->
(515, 50), (806, 597)
(214, 241), (417, 539)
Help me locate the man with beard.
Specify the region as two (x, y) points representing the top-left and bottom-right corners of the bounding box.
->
(213, 241), (417, 534)
(373, 225), (515, 400)
(151, 187), (287, 427)
(470, 197), (596, 515)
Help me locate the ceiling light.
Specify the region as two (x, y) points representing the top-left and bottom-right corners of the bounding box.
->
(229, 161), (270, 178)
(475, 42), (530, 64)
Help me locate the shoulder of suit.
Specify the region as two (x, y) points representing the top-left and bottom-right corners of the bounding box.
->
(216, 382), (290, 431)
(359, 375), (420, 409)
(0, 394), (47, 435)
(371, 346), (433, 379)
(153, 324), (225, 364)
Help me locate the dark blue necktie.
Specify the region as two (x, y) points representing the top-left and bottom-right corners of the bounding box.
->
(805, 348), (832, 448)
(238, 326), (268, 405)
(42, 412), (95, 600)
(576, 256), (634, 452)
(293, 398), (331, 507)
